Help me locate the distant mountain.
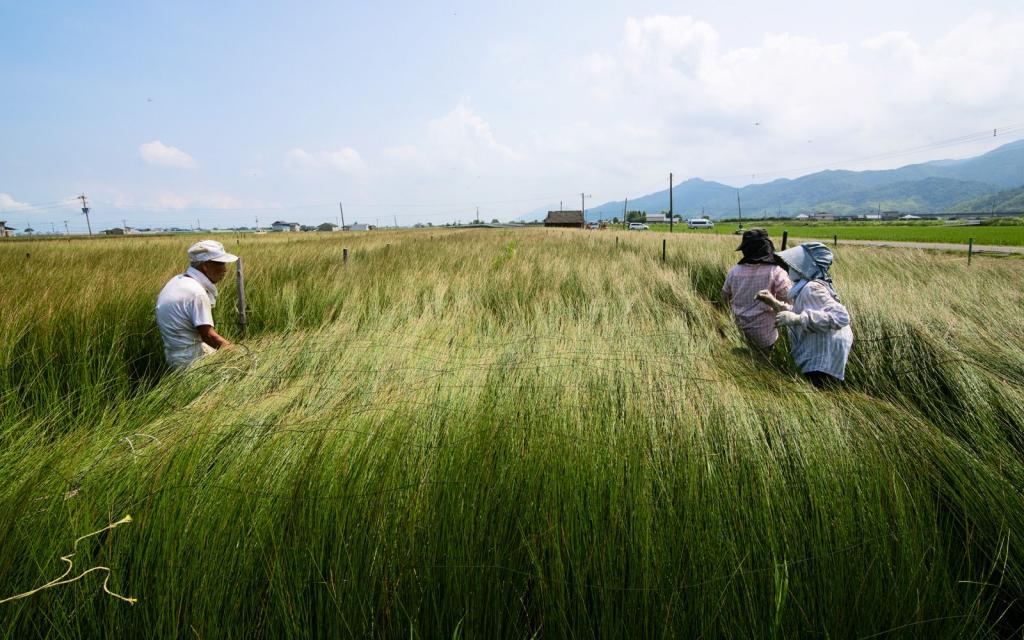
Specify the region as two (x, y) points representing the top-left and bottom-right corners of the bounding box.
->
(953, 185), (1024, 213)
(539, 139), (1024, 221)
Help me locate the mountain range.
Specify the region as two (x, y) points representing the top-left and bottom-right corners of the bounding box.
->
(520, 139), (1024, 221)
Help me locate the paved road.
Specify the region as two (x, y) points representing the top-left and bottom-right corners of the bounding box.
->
(798, 238), (1024, 254)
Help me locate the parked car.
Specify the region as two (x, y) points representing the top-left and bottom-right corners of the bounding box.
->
(628, 222), (649, 230)
(586, 222), (600, 230)
(687, 218), (715, 229)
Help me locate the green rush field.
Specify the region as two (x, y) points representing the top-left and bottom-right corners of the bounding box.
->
(2, 229), (1024, 638)
(643, 221), (1024, 246)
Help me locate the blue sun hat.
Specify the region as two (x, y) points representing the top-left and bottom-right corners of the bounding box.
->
(774, 242), (839, 300)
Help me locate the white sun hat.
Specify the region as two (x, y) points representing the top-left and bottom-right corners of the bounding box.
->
(187, 239), (239, 263)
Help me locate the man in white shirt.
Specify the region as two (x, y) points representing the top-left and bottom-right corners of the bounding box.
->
(155, 240), (239, 368)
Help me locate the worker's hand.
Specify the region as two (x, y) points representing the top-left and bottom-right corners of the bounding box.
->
(775, 311), (802, 327)
(756, 290), (785, 312)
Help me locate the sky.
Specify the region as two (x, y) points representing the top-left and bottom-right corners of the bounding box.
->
(2, 0), (1024, 231)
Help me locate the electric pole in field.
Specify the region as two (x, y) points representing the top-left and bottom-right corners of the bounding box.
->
(581, 192), (590, 221)
(78, 194), (92, 236)
(50, 222), (56, 234)
(669, 172), (674, 233)
(394, 214), (398, 229)
(63, 220), (69, 236)
(338, 202), (345, 230)
(623, 197), (628, 229)
(737, 191), (743, 229)
(123, 218), (128, 233)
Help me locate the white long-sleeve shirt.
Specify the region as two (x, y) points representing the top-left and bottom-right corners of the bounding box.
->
(781, 281), (853, 380)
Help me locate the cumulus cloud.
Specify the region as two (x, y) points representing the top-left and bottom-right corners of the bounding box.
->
(0, 193), (30, 212)
(285, 147), (365, 174)
(139, 140), (198, 169)
(381, 103), (522, 177)
(578, 12), (1024, 180)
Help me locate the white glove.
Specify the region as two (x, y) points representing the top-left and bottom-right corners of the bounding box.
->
(756, 290), (786, 312)
(775, 311), (802, 327)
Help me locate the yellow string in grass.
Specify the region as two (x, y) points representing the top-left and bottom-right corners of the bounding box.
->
(0, 515), (137, 605)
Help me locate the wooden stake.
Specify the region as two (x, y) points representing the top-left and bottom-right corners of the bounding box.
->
(236, 258), (248, 335)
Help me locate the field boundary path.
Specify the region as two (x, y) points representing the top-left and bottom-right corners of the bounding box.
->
(797, 238), (1024, 254)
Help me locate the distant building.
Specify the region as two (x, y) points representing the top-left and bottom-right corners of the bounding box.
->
(317, 222), (339, 232)
(647, 213), (669, 223)
(348, 223), (373, 231)
(810, 212), (835, 221)
(103, 227), (140, 235)
(271, 221), (301, 232)
(543, 210), (585, 228)
(795, 214), (810, 220)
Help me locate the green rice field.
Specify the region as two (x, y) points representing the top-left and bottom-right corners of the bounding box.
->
(1, 229), (1023, 637)
(640, 220), (1024, 246)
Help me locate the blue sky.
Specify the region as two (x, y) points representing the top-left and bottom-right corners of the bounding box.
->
(3, 1), (1024, 230)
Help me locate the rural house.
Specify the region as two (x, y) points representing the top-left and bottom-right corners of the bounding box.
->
(0, 221), (15, 238)
(647, 213), (670, 223)
(271, 220), (301, 232)
(543, 210), (585, 228)
(317, 222), (339, 231)
(103, 227), (140, 235)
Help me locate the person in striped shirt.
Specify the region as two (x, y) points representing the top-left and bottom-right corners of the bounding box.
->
(756, 242), (853, 387)
(722, 228), (791, 350)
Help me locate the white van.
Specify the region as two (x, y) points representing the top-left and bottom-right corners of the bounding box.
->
(627, 222), (649, 230)
(687, 218), (715, 229)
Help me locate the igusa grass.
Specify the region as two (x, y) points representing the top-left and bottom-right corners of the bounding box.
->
(1, 230), (1023, 638)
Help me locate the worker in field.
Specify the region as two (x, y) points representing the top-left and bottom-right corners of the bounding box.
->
(155, 240), (238, 368)
(722, 228), (791, 350)
(756, 242), (853, 387)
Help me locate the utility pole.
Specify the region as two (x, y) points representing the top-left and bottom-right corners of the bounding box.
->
(255, 215), (260, 232)
(50, 222), (56, 234)
(476, 206), (479, 222)
(339, 202), (345, 230)
(63, 220), (69, 236)
(78, 194), (92, 236)
(394, 214), (398, 229)
(581, 192), (590, 221)
(669, 172), (674, 233)
(123, 218), (128, 233)
(737, 191), (743, 229)
(623, 197), (628, 229)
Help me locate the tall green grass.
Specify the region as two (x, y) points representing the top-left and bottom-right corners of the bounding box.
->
(1, 229), (1023, 637)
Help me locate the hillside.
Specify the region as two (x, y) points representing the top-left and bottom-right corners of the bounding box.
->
(952, 184), (1024, 212)
(525, 139), (1024, 221)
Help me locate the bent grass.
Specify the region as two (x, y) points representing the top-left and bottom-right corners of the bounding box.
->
(0, 229), (1023, 637)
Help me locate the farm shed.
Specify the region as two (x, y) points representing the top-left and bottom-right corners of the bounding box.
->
(544, 211), (585, 228)
(271, 221), (301, 232)
(317, 223), (339, 232)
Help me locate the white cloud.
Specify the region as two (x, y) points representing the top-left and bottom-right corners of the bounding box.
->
(577, 12), (1024, 181)
(0, 193), (30, 212)
(381, 103), (522, 177)
(285, 147), (365, 175)
(139, 140), (198, 169)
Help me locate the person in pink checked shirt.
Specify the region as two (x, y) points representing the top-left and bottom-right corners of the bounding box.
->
(721, 228), (791, 350)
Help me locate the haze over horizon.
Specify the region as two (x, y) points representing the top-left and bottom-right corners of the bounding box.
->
(3, 1), (1024, 230)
